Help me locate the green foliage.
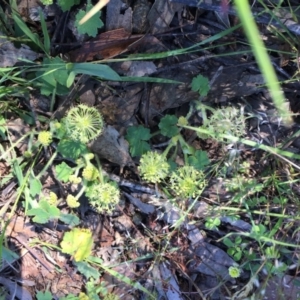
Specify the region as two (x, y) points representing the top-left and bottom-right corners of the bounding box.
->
(191, 74), (210, 97)
(36, 290), (52, 300)
(159, 115), (179, 138)
(205, 217), (221, 230)
(126, 125), (151, 157)
(75, 4), (104, 37)
(29, 176), (42, 197)
(55, 162), (73, 183)
(27, 200), (60, 224)
(74, 261), (100, 279)
(60, 228), (93, 262)
(187, 150), (210, 170)
(57, 139), (88, 160)
(40, 0), (53, 4)
(0, 115), (6, 139)
(59, 213), (80, 226)
(36, 57), (69, 96)
(58, 0), (80, 12)
(224, 236), (243, 261)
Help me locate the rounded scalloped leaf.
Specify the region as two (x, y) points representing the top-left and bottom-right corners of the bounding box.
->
(60, 228), (93, 262)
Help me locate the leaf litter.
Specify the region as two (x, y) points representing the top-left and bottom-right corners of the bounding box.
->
(1, 0), (300, 299)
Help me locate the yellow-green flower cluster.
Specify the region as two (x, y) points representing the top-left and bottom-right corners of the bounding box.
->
(170, 166), (206, 198)
(66, 194), (80, 208)
(38, 131), (52, 146)
(69, 174), (82, 184)
(48, 192), (58, 206)
(138, 152), (169, 183)
(82, 164), (99, 181)
(228, 266), (241, 278)
(78, 293), (89, 300)
(64, 104), (104, 143)
(86, 182), (120, 213)
(206, 106), (246, 139)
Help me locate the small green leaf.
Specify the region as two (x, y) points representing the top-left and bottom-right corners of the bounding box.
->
(75, 4), (104, 37)
(57, 139), (87, 160)
(2, 246), (19, 264)
(188, 150), (210, 170)
(126, 126), (151, 157)
(59, 213), (80, 227)
(223, 237), (234, 248)
(251, 224), (267, 235)
(126, 126), (151, 143)
(27, 200), (60, 224)
(191, 74), (210, 97)
(55, 162), (73, 183)
(74, 261), (100, 279)
(36, 290), (52, 300)
(158, 115), (179, 138)
(67, 71), (76, 87)
(57, 0), (80, 12)
(29, 176), (42, 197)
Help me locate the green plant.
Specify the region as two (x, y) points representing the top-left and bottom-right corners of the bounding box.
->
(63, 104), (104, 143)
(60, 228), (93, 262)
(228, 266), (241, 278)
(126, 114), (210, 169)
(138, 151), (170, 183)
(39, 0), (103, 37)
(36, 290), (52, 300)
(234, 0), (292, 125)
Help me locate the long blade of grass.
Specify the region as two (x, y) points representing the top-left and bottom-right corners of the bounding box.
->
(181, 125), (300, 161)
(12, 12), (46, 53)
(39, 11), (50, 56)
(234, 0), (293, 126)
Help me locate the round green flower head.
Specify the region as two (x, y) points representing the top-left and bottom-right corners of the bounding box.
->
(66, 194), (80, 208)
(82, 164), (99, 181)
(38, 131), (52, 146)
(64, 104), (104, 143)
(170, 166), (206, 198)
(86, 181), (120, 213)
(138, 151), (169, 183)
(228, 266), (241, 278)
(207, 106), (246, 138)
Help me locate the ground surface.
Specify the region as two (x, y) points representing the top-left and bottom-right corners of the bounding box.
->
(1, 0), (300, 299)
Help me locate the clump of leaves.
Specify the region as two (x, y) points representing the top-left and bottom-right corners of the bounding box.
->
(126, 115), (210, 171)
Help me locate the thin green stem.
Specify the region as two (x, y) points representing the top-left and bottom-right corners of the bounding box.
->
(36, 150), (58, 180)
